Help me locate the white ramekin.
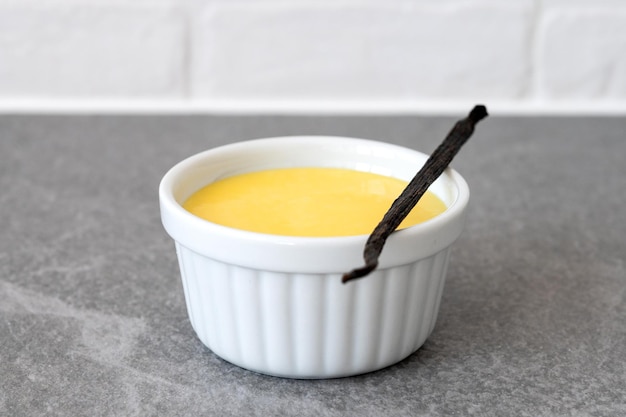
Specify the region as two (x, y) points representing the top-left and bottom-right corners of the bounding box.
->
(159, 136), (469, 379)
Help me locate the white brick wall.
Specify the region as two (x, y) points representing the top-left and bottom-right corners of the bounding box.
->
(0, 2), (186, 98)
(1, 0), (625, 113)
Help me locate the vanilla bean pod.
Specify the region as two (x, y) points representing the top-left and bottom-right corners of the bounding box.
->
(342, 105), (488, 283)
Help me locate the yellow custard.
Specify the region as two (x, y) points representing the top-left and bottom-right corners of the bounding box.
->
(183, 167), (447, 237)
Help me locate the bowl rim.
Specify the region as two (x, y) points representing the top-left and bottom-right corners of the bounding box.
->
(159, 135), (470, 273)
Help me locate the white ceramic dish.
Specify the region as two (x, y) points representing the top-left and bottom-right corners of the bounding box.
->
(159, 136), (469, 379)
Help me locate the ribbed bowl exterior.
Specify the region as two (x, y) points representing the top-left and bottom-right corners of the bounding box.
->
(175, 242), (451, 379)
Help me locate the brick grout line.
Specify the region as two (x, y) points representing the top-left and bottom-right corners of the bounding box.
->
(0, 98), (625, 115)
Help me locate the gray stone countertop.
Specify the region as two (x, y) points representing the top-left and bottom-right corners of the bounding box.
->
(1, 114), (625, 416)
